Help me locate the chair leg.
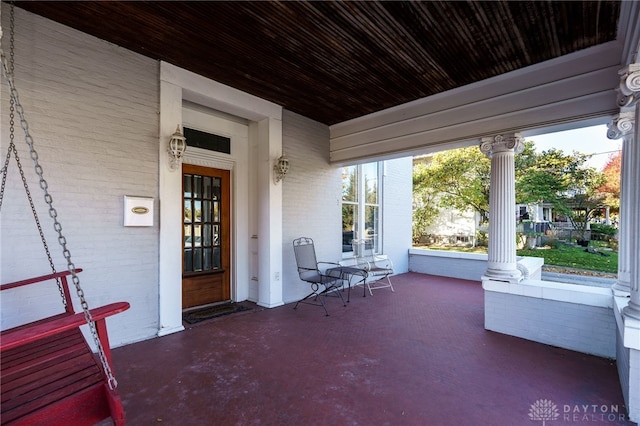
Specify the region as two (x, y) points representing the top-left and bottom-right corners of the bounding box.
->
(366, 274), (394, 295)
(295, 281), (345, 316)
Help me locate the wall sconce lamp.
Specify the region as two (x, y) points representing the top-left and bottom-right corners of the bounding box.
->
(168, 125), (187, 171)
(274, 154), (290, 183)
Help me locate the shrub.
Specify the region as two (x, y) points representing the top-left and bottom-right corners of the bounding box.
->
(476, 230), (488, 247)
(590, 223), (617, 236)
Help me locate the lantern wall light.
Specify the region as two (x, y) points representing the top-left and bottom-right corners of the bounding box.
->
(274, 154), (290, 183)
(168, 125), (187, 171)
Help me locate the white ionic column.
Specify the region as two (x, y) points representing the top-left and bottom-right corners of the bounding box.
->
(618, 64), (640, 320)
(607, 112), (634, 296)
(480, 134), (523, 283)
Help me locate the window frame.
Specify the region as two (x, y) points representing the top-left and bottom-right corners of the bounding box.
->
(341, 162), (383, 257)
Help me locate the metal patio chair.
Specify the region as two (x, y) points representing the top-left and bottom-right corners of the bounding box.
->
(352, 239), (395, 295)
(293, 237), (346, 316)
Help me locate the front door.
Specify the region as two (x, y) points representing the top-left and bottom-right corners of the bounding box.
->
(182, 164), (231, 309)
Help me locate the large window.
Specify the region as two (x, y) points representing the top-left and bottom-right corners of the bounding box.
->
(342, 162), (381, 253)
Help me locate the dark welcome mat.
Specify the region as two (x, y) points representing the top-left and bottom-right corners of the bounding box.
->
(183, 303), (252, 324)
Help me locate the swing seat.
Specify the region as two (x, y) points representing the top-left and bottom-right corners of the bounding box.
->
(1, 270), (130, 426)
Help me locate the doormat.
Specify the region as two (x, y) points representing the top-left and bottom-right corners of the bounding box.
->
(183, 303), (252, 324)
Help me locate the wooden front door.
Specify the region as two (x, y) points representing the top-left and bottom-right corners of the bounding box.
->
(182, 164), (231, 309)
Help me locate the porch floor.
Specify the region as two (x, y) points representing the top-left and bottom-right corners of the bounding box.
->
(107, 273), (633, 425)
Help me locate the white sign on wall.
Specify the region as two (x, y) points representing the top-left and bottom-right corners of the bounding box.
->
(124, 196), (154, 227)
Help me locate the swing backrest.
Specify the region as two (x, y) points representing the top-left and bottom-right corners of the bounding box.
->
(0, 269), (80, 317)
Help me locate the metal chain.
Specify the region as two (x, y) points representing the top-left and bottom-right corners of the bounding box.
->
(0, 6), (116, 390)
(0, 6), (66, 306)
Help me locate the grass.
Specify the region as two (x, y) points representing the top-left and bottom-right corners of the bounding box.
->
(417, 242), (618, 274)
(516, 245), (618, 274)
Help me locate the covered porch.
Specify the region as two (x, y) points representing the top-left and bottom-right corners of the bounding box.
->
(105, 273), (631, 425)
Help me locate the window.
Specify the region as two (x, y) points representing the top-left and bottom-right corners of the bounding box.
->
(183, 173), (222, 274)
(341, 162), (381, 254)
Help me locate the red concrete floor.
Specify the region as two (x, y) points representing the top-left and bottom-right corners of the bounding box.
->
(104, 273), (634, 425)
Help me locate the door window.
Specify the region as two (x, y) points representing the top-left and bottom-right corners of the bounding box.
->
(184, 173), (222, 273)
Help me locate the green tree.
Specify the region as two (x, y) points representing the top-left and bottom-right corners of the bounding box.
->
(412, 142), (537, 240)
(412, 142), (605, 242)
(596, 151), (621, 212)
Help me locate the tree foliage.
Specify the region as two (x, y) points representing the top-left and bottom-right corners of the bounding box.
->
(596, 151), (621, 211)
(413, 141), (610, 241)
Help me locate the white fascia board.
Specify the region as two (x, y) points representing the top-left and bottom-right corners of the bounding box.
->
(160, 61), (282, 121)
(329, 41), (623, 164)
(331, 89), (618, 164)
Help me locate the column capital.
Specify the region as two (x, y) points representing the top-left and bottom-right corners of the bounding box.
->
(607, 111), (635, 140)
(617, 63), (640, 108)
(480, 133), (523, 157)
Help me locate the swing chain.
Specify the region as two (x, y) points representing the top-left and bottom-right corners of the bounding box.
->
(0, 6), (116, 390)
(0, 4), (67, 308)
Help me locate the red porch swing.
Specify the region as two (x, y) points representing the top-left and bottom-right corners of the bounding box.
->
(0, 5), (129, 425)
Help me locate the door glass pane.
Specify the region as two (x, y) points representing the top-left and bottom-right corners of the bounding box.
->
(202, 201), (211, 222)
(193, 175), (202, 198)
(213, 201), (219, 222)
(184, 174), (192, 198)
(184, 200), (192, 222)
(184, 249), (193, 272)
(194, 248), (202, 271)
(184, 225), (192, 248)
(203, 176), (212, 199)
(203, 248), (212, 270)
(212, 178), (221, 200)
(194, 201), (202, 223)
(213, 225), (220, 246)
(213, 247), (221, 269)
(193, 224), (202, 247)
(203, 224), (211, 246)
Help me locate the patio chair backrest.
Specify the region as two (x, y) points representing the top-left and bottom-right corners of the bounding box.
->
(352, 239), (375, 259)
(293, 237), (319, 280)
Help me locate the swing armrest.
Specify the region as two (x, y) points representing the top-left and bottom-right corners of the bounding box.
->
(0, 268), (83, 291)
(0, 301), (130, 353)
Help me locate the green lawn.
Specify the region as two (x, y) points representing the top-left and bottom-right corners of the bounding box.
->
(516, 245), (618, 274)
(418, 244), (618, 274)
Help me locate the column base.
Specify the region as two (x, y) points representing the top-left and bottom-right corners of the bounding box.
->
(623, 300), (640, 321)
(612, 281), (631, 297)
(482, 268), (523, 283)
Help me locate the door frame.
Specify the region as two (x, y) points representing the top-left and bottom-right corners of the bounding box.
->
(158, 61), (284, 338)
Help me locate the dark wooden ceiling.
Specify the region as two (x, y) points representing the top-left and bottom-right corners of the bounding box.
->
(15, 1), (621, 126)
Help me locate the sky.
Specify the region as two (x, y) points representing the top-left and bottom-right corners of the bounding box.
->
(527, 124), (621, 171)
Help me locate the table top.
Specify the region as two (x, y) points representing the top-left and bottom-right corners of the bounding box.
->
(326, 266), (368, 278)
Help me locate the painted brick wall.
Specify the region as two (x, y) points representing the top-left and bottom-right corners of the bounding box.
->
(381, 157), (412, 275)
(485, 291), (616, 358)
(281, 110), (342, 304)
(1, 7), (160, 345)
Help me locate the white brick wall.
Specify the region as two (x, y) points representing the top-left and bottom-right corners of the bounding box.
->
(484, 290), (616, 358)
(1, 7), (160, 346)
(281, 110), (341, 304)
(381, 158), (412, 275)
